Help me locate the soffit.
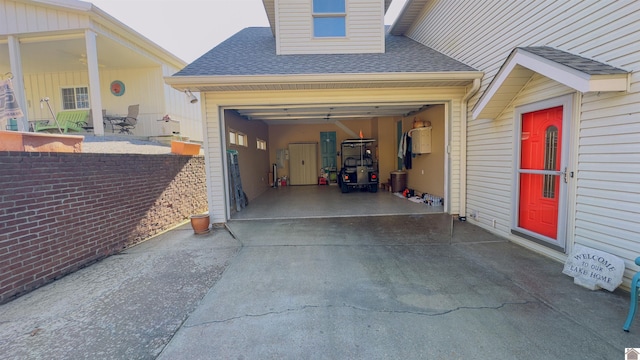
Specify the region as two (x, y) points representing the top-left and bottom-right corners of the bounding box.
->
(389, 0), (431, 35)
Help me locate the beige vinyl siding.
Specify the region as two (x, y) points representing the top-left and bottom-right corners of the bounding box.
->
(276, 0), (385, 55)
(407, 0), (640, 283)
(0, 0), (89, 34)
(204, 94), (226, 224)
(98, 67), (166, 136)
(21, 68), (172, 136)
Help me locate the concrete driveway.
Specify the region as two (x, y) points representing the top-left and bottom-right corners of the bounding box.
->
(0, 215), (636, 359)
(160, 215), (635, 359)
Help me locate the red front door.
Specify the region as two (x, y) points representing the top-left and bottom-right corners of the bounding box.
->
(518, 106), (563, 239)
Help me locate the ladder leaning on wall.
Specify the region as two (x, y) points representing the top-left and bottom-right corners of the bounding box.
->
(227, 150), (247, 212)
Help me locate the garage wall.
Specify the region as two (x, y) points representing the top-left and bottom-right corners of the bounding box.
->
(268, 119), (373, 180)
(402, 105), (445, 198)
(224, 110), (270, 201)
(376, 116), (400, 186)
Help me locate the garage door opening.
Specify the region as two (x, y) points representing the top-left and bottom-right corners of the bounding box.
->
(222, 102), (449, 220)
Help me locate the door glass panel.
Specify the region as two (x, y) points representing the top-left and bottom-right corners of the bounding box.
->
(543, 126), (558, 199)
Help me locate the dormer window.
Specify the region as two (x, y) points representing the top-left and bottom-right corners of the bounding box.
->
(313, 0), (346, 37)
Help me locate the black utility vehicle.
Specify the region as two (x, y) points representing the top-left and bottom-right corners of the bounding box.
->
(338, 138), (378, 193)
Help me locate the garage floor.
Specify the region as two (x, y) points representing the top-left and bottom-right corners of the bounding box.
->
(231, 185), (444, 220)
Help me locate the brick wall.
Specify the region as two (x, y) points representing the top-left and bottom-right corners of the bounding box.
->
(0, 152), (207, 303)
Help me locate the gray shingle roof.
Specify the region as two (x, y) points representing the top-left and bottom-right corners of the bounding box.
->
(174, 27), (476, 77)
(519, 46), (628, 75)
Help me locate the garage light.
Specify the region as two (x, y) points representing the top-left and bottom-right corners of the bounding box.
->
(185, 90), (198, 104)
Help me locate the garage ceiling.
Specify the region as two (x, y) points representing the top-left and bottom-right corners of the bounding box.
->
(233, 102), (432, 124)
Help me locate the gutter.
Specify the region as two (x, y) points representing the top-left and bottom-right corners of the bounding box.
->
(459, 78), (481, 220)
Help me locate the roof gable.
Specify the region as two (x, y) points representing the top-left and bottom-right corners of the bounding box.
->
(473, 47), (629, 120)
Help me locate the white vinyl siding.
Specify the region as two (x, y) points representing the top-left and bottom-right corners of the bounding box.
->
(276, 0), (385, 55)
(406, 0), (640, 284)
(406, 0), (639, 110)
(466, 75), (574, 252)
(0, 0), (90, 34)
(577, 89), (640, 274)
(161, 64), (203, 142)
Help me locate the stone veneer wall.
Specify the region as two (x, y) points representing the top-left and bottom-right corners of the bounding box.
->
(0, 152), (207, 303)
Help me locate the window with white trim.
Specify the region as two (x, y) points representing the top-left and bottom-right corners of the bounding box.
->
(61, 86), (89, 110)
(229, 130), (237, 145)
(237, 133), (247, 147)
(313, 0), (346, 37)
(229, 129), (247, 147)
(257, 138), (267, 151)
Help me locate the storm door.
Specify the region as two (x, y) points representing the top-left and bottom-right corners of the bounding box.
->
(514, 101), (570, 251)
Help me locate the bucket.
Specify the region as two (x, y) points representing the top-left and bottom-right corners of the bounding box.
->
(390, 171), (407, 193)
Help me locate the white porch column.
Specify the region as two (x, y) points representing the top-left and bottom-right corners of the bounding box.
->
(7, 35), (29, 131)
(85, 29), (104, 136)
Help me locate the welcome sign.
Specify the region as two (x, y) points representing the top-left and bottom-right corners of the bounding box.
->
(563, 245), (625, 291)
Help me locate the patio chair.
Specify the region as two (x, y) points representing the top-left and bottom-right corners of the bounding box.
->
(79, 109), (106, 132)
(623, 256), (640, 332)
(111, 104), (139, 135)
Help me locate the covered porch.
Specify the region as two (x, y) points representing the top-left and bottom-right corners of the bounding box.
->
(0, 0), (201, 140)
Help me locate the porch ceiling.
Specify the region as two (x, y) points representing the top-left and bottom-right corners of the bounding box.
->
(0, 33), (158, 73)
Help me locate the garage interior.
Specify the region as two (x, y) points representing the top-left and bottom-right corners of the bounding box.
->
(223, 101), (448, 220)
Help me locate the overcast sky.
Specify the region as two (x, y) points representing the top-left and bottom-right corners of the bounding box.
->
(89, 0), (407, 63)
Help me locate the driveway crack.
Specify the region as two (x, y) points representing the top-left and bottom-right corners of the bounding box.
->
(185, 300), (537, 328)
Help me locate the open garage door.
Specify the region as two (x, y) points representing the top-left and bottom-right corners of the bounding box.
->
(221, 102), (450, 220)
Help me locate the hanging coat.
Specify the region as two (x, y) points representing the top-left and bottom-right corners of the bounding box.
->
(404, 134), (412, 169)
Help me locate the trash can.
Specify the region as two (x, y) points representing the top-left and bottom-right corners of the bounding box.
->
(390, 171), (407, 193)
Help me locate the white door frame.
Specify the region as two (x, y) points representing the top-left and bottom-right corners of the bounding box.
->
(511, 94), (574, 252)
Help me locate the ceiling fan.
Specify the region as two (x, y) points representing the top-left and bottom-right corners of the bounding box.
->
(78, 54), (105, 68)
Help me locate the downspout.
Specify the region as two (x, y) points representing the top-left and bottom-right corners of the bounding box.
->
(459, 78), (481, 220)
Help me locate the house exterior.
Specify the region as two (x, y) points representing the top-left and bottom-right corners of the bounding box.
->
(389, 0), (639, 286)
(0, 0), (202, 140)
(167, 0), (483, 226)
(168, 0), (639, 289)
